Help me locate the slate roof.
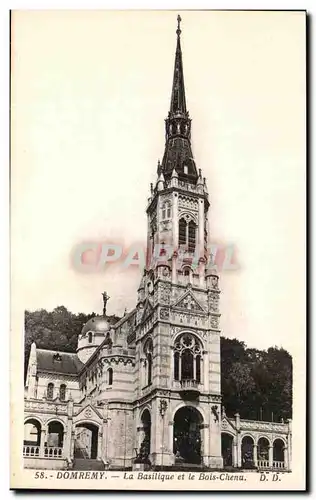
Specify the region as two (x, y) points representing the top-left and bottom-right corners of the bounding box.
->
(36, 349), (84, 375)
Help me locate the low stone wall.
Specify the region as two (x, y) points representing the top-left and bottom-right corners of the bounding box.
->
(24, 458), (68, 470)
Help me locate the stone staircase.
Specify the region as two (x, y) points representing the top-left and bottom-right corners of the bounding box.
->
(72, 458), (105, 471)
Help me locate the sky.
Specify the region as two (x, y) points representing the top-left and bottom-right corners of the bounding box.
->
(11, 10), (306, 353)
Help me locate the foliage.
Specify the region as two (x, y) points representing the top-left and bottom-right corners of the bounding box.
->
(220, 337), (292, 421)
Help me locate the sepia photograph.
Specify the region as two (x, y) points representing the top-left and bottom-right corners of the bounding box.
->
(10, 10), (306, 490)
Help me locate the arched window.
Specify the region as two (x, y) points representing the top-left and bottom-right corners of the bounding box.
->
(88, 332), (93, 343)
(273, 439), (285, 464)
(178, 218), (196, 252)
(174, 333), (203, 383)
(241, 436), (254, 467)
(107, 368), (113, 386)
(59, 384), (66, 401)
(144, 338), (153, 386)
(24, 418), (41, 446)
(183, 266), (192, 284)
(47, 383), (54, 400)
(162, 201), (171, 220)
(47, 421), (64, 448)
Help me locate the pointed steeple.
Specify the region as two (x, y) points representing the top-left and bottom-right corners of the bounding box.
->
(170, 15), (187, 115)
(161, 16), (198, 183)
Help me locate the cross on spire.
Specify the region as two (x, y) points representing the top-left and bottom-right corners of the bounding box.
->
(177, 14), (182, 36)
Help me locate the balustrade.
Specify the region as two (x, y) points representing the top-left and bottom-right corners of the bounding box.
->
(257, 459), (270, 468)
(44, 446), (63, 458)
(273, 461), (285, 469)
(23, 445), (40, 457)
(23, 445), (63, 459)
(180, 379), (199, 390)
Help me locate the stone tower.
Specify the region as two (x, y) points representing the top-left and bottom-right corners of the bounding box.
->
(134, 16), (223, 469)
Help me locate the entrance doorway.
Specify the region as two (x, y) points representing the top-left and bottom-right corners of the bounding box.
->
(140, 409), (151, 457)
(74, 423), (99, 459)
(173, 406), (203, 465)
(221, 433), (233, 467)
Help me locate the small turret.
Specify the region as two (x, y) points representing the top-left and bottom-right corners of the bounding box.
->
(77, 293), (112, 364)
(197, 169), (204, 193)
(203, 177), (208, 195)
(26, 342), (37, 399)
(171, 167), (178, 187)
(157, 171), (165, 191)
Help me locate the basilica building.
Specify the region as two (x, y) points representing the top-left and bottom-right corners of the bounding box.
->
(24, 17), (292, 472)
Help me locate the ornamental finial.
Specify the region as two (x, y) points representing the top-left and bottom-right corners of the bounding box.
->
(176, 15), (182, 36)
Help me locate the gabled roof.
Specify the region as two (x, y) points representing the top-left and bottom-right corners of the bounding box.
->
(36, 349), (83, 375)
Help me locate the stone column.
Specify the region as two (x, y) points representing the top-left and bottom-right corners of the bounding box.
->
(102, 418), (110, 462)
(201, 423), (210, 467)
(253, 444), (258, 467)
(150, 399), (158, 463)
(63, 425), (70, 459)
(234, 414), (242, 467)
(287, 419), (292, 468)
(232, 437), (238, 468)
(64, 398), (74, 460)
(106, 416), (112, 462)
(168, 421), (174, 463)
(70, 430), (76, 461)
(97, 430), (103, 460)
(237, 437), (242, 468)
(284, 446), (289, 469)
(40, 426), (46, 458)
(269, 445), (273, 468)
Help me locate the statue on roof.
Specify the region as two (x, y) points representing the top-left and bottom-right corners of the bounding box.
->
(102, 291), (110, 316)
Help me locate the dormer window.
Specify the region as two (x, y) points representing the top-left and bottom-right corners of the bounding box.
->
(53, 353), (62, 362)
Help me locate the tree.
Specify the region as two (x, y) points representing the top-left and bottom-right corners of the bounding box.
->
(220, 337), (292, 421)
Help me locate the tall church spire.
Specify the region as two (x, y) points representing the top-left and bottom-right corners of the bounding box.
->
(161, 16), (198, 183)
(170, 15), (187, 115)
